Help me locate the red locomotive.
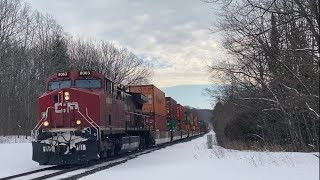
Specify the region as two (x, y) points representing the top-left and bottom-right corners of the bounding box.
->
(31, 70), (208, 165)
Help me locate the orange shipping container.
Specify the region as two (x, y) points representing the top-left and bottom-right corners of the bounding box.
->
(177, 104), (186, 130)
(191, 126), (195, 131)
(144, 114), (167, 131)
(196, 126), (200, 131)
(129, 85), (166, 116)
(194, 116), (198, 127)
(189, 113), (194, 126)
(166, 97), (177, 120)
(185, 124), (190, 131)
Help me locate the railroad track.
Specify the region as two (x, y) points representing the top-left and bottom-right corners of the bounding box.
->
(0, 134), (204, 180)
(0, 166), (62, 180)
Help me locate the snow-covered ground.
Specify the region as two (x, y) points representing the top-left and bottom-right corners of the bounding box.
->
(0, 132), (318, 180)
(82, 131), (319, 180)
(0, 143), (49, 178)
(0, 135), (31, 144)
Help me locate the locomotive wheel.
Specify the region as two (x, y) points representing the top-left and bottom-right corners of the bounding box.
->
(107, 145), (115, 157)
(139, 137), (146, 150)
(99, 150), (105, 158)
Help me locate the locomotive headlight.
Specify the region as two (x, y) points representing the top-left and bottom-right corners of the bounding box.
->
(43, 121), (49, 127)
(76, 119), (81, 125)
(64, 91), (70, 101)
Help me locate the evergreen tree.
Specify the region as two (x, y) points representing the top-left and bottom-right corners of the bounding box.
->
(268, 14), (281, 75)
(50, 34), (70, 72)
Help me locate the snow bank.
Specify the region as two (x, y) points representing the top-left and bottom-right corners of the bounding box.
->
(0, 135), (31, 144)
(82, 131), (319, 180)
(0, 131), (318, 180)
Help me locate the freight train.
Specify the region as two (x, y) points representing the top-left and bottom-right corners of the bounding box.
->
(31, 70), (209, 165)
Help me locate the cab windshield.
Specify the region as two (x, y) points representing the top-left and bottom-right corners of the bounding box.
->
(48, 80), (71, 90)
(75, 79), (101, 89)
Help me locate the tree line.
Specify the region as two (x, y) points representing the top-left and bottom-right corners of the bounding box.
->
(0, 0), (152, 135)
(207, 0), (319, 151)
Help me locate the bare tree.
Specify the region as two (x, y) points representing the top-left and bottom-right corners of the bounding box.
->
(206, 0), (319, 151)
(68, 39), (153, 86)
(0, 0), (152, 136)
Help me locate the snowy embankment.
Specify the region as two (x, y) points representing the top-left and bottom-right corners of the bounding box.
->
(0, 132), (318, 180)
(0, 135), (31, 144)
(82, 131), (319, 180)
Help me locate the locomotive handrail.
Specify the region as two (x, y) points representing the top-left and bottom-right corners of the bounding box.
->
(76, 108), (100, 141)
(31, 106), (101, 141)
(85, 108), (101, 142)
(31, 107), (54, 139)
(85, 108), (100, 128)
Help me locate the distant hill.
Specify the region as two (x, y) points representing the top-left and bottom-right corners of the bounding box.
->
(195, 109), (213, 123)
(184, 106), (213, 123)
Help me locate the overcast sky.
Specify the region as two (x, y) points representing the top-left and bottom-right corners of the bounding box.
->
(25, 0), (227, 89)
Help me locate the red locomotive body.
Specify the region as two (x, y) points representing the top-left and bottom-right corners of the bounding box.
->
(31, 70), (208, 165)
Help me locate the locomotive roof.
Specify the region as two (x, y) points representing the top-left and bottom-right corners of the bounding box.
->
(46, 70), (114, 83)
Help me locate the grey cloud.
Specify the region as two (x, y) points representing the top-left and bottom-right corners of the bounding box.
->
(25, 0), (225, 87)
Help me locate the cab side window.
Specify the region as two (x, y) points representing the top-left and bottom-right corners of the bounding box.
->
(106, 80), (112, 94)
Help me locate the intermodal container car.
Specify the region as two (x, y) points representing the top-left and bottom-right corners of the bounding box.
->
(189, 112), (194, 126)
(177, 104), (185, 130)
(129, 85), (166, 116)
(185, 124), (190, 131)
(194, 116), (198, 127)
(184, 111), (190, 124)
(148, 114), (167, 131)
(166, 97), (178, 130)
(166, 97), (177, 120)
